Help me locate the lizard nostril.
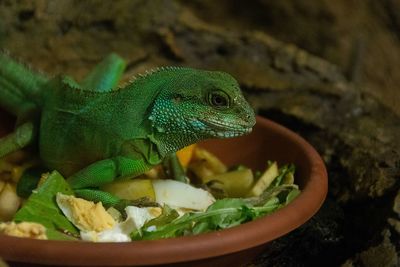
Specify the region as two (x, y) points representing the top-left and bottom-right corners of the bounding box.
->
(244, 114), (256, 126)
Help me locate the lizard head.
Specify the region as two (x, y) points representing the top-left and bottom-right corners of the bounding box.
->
(148, 68), (255, 147)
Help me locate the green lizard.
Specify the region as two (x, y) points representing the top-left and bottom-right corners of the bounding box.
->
(0, 52), (255, 207)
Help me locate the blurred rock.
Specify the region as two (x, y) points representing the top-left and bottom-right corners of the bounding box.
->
(341, 229), (398, 267)
(250, 199), (345, 267)
(0, 1), (399, 266)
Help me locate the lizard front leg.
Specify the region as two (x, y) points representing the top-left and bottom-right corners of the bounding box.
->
(66, 156), (150, 189)
(73, 189), (157, 209)
(66, 156), (152, 207)
(73, 189), (123, 208)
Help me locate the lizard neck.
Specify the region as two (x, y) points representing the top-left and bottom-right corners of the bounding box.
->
(154, 131), (201, 157)
(147, 96), (209, 157)
(114, 68), (203, 157)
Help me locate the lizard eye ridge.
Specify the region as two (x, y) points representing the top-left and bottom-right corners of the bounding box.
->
(208, 91), (230, 109)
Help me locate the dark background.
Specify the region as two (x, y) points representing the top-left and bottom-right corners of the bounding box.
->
(0, 0), (399, 266)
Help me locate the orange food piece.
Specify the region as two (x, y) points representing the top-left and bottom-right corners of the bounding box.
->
(176, 144), (197, 167)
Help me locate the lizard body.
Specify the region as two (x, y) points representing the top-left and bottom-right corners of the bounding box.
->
(0, 53), (255, 206)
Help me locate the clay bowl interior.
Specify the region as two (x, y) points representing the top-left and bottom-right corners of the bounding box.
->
(0, 115), (327, 266)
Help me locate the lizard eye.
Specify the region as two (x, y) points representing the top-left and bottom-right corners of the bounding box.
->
(208, 91), (230, 109)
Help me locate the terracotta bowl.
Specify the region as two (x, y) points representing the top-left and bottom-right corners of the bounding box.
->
(0, 115), (327, 267)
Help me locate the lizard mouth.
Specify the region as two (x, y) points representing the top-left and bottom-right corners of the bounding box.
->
(199, 118), (253, 138)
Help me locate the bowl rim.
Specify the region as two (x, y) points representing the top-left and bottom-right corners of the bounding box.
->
(0, 116), (328, 266)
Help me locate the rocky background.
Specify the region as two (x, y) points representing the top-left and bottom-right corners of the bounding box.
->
(0, 0), (399, 266)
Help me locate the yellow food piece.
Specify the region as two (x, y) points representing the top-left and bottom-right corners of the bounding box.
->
(176, 144), (197, 167)
(0, 161), (13, 181)
(248, 162), (279, 197)
(141, 165), (165, 179)
(0, 258), (9, 267)
(188, 147), (227, 180)
(37, 172), (50, 187)
(204, 168), (254, 197)
(11, 166), (25, 183)
(11, 160), (39, 184)
(0, 221), (47, 240)
(102, 179), (155, 201)
(0, 180), (4, 192)
(147, 207), (163, 218)
(0, 151), (38, 183)
(283, 172), (294, 184)
(2, 150), (30, 164)
(0, 183), (21, 221)
(56, 194), (116, 232)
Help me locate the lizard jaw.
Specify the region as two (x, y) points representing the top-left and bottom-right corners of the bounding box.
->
(214, 127), (252, 138)
(198, 118), (253, 138)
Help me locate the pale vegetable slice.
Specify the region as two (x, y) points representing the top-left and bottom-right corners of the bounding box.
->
(247, 162), (279, 197)
(141, 166), (164, 179)
(0, 183), (21, 221)
(80, 228), (131, 243)
(0, 180), (5, 193)
(152, 179), (215, 210)
(283, 171), (294, 184)
(204, 168), (254, 197)
(101, 179), (155, 201)
(107, 207), (123, 222)
(125, 206), (162, 230)
(188, 147), (227, 180)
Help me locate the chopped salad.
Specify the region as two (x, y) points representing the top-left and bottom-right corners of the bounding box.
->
(0, 145), (300, 241)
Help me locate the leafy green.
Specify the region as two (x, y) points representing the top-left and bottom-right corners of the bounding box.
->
(9, 160), (300, 242)
(205, 198), (250, 228)
(145, 205), (180, 228)
(45, 228), (78, 241)
(285, 188), (301, 205)
(272, 163), (295, 187)
(131, 205), (180, 240)
(162, 153), (190, 183)
(131, 197), (282, 240)
(131, 163), (301, 241)
(13, 170), (79, 240)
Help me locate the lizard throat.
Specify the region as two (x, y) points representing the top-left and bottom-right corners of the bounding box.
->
(156, 131), (200, 157)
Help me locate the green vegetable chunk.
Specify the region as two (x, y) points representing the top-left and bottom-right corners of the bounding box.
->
(204, 168), (254, 197)
(16, 166), (47, 198)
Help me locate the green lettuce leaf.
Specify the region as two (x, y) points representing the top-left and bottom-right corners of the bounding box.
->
(133, 162), (301, 241)
(132, 197), (282, 240)
(13, 170), (79, 240)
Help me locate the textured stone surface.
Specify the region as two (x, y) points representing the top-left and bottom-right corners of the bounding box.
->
(184, 0), (400, 116)
(0, 0), (399, 266)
